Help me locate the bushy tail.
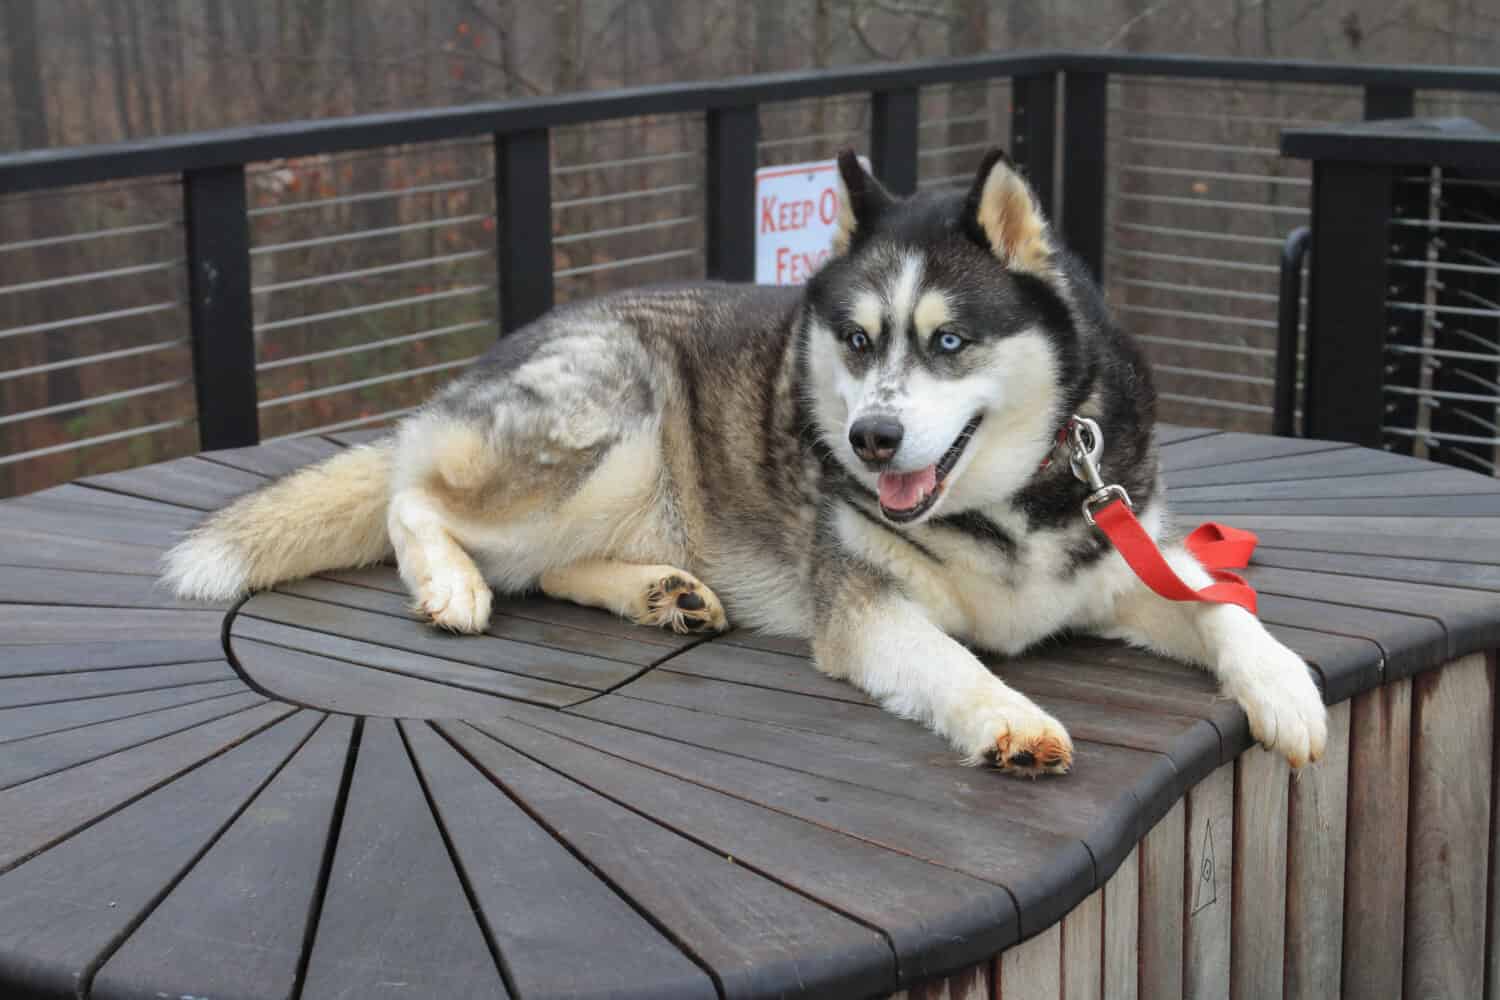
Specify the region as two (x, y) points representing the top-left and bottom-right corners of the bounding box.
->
(163, 441), (395, 601)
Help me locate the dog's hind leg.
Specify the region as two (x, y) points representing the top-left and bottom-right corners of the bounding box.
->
(388, 486), (493, 633)
(540, 560), (728, 634)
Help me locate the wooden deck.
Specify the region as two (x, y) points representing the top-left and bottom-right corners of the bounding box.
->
(2, 426), (1500, 999)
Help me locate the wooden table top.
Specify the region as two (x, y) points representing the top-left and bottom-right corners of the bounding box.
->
(3, 425), (1499, 999)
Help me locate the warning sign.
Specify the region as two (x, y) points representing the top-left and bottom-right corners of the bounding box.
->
(754, 157), (868, 285)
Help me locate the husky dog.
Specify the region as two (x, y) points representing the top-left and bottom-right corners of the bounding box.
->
(165, 150), (1326, 775)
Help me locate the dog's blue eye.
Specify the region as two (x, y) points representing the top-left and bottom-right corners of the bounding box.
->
(846, 329), (871, 353)
(934, 330), (965, 353)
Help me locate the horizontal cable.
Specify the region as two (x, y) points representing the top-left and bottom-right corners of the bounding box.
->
(1388, 258), (1500, 277)
(0, 337), (188, 382)
(555, 247), (699, 279)
(917, 112), (991, 130)
(1118, 163), (1309, 187)
(0, 417), (193, 466)
(1384, 425), (1500, 447)
(1109, 104), (1337, 128)
(0, 259), (182, 297)
(1389, 300), (1500, 320)
(1115, 191), (1307, 216)
(249, 176), (491, 217)
(254, 249), (492, 295)
(759, 130), (860, 150)
(259, 355), (477, 410)
(1385, 384), (1500, 405)
(258, 318), (493, 371)
(552, 149), (698, 177)
(255, 284), (492, 333)
(1158, 392), (1273, 414)
(1115, 134), (1280, 158)
(1115, 303), (1278, 330)
(1111, 221), (1287, 248)
(267, 405), (418, 441)
(1154, 363), (1275, 386)
(0, 378), (189, 427)
(1392, 217), (1500, 233)
(1113, 248), (1279, 275)
(253, 212), (491, 255)
(0, 220), (179, 255)
(1136, 333), (1276, 357)
(918, 140), (995, 159)
(552, 183), (696, 211)
(1387, 343), (1500, 365)
(554, 215), (696, 246)
(1115, 277), (1279, 303)
(0, 300), (181, 341)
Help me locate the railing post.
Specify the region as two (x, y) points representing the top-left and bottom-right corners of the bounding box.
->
(183, 164), (258, 450)
(495, 128), (554, 332)
(871, 88), (919, 196)
(1304, 161), (1395, 445)
(1010, 72), (1057, 217)
(705, 105), (759, 282)
(1061, 71), (1108, 283)
(1364, 85), (1416, 120)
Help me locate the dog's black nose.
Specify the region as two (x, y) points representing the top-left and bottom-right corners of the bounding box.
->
(849, 416), (903, 464)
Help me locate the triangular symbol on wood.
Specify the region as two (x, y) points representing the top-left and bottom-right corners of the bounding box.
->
(1192, 821), (1217, 914)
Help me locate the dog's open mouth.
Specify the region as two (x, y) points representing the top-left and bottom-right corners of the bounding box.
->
(877, 415), (984, 522)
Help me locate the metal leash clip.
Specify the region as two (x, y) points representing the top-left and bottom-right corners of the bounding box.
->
(1066, 416), (1133, 526)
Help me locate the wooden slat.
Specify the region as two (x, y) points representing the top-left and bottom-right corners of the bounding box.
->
(1231, 748), (1290, 1000)
(996, 922), (1062, 999)
(1404, 654), (1494, 1000)
(0, 566), (228, 611)
(200, 436), (344, 478)
(0, 711), (320, 999)
(299, 720), (509, 998)
(324, 428), (388, 446)
(1102, 846), (1139, 1000)
(889, 963), (990, 999)
(231, 631), (589, 712)
(79, 455), (268, 510)
(452, 713), (1017, 984)
(281, 575), (673, 665)
(1176, 493), (1500, 517)
(1231, 521), (1500, 565)
(0, 606), (223, 645)
(0, 530), (170, 575)
(0, 691), (265, 790)
(403, 722), (717, 1000)
(1255, 546), (1500, 593)
(443, 719), (898, 999)
(1256, 593), (1448, 680)
(1285, 699), (1351, 1000)
(1167, 446), (1426, 488)
(663, 640), (875, 703)
(1342, 678), (1412, 998)
(1264, 623), (1383, 704)
(0, 678), (245, 742)
(1159, 432), (1345, 471)
(91, 716), (354, 1000)
(1183, 762), (1234, 1000)
(1060, 888), (1103, 1000)
(0, 640), (226, 678)
(492, 701), (1093, 933)
(1137, 799), (1185, 1000)
(237, 592), (640, 690)
(1155, 425), (1220, 446)
(1172, 468), (1500, 502)
(2, 494), (198, 544)
(0, 660), (230, 708)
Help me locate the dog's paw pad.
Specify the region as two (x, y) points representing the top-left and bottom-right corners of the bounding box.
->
(641, 571), (728, 634)
(414, 566), (493, 634)
(986, 719), (1073, 778)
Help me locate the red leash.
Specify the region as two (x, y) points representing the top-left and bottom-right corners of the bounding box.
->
(1063, 418), (1260, 615)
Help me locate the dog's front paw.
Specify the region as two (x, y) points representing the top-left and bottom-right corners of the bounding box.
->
(639, 570), (728, 634)
(1224, 637), (1327, 768)
(960, 691), (1074, 777)
(414, 562), (493, 634)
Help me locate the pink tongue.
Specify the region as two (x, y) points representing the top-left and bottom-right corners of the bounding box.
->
(878, 465), (938, 511)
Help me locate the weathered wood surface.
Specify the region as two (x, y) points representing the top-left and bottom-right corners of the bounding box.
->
(0, 426), (1497, 998)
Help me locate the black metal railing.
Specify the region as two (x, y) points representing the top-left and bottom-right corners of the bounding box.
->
(1284, 116), (1500, 473)
(4, 50), (1500, 495)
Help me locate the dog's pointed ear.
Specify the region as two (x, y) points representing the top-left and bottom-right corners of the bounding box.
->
(963, 149), (1057, 276)
(834, 149), (893, 254)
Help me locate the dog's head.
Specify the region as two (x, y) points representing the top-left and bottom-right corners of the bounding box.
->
(802, 149), (1090, 525)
